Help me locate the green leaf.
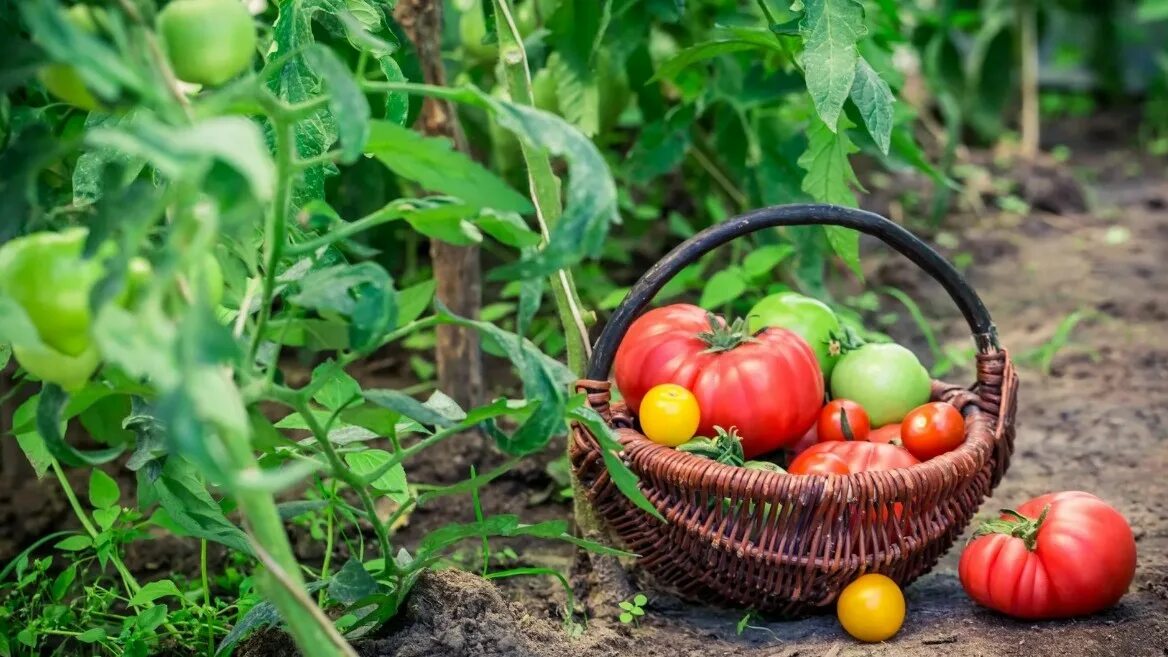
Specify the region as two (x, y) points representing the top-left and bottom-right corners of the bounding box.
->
(343, 449), (409, 502)
(77, 628), (106, 643)
(303, 44), (370, 164)
(365, 120), (532, 214)
(651, 40), (767, 82)
(475, 210), (541, 248)
(129, 579), (182, 606)
(310, 362), (362, 411)
(1137, 0), (1168, 22)
(51, 563), (77, 602)
(35, 385), (124, 467)
(619, 612), (633, 623)
(395, 279), (436, 328)
(626, 114), (692, 184)
(86, 116), (276, 202)
(143, 457), (253, 555)
(73, 112), (148, 205)
(288, 262), (397, 351)
(849, 56), (894, 155)
(94, 305), (180, 389)
(800, 0), (866, 130)
(798, 115), (863, 277)
(634, 593), (648, 606)
(742, 244), (795, 278)
(699, 267), (748, 309)
(547, 52), (600, 137)
(15, 430), (52, 479)
(135, 604), (168, 632)
(328, 559), (381, 605)
(88, 469), (120, 509)
(362, 389), (459, 428)
(54, 535), (92, 551)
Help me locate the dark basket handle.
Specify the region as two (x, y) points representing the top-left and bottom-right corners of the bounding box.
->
(586, 204), (999, 381)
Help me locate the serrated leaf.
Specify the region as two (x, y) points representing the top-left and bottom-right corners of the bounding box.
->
(88, 469), (119, 509)
(547, 53), (599, 137)
(798, 115), (862, 277)
(365, 120), (532, 214)
(800, 0), (866, 130)
(304, 44), (370, 164)
(849, 56), (894, 155)
(144, 457), (253, 555)
(699, 268), (747, 308)
(288, 262), (396, 351)
(626, 116), (691, 184)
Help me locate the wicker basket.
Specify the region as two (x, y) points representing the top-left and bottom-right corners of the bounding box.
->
(569, 204), (1019, 615)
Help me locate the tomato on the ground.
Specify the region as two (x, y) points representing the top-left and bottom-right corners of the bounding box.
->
(830, 343), (931, 427)
(817, 399), (870, 442)
(158, 0), (257, 86)
(959, 491), (1136, 619)
(900, 402), (965, 460)
(638, 383), (701, 447)
(837, 574), (905, 642)
(614, 304), (823, 458)
(787, 451), (850, 475)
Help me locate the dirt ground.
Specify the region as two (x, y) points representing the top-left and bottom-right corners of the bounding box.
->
(3, 133), (1167, 656)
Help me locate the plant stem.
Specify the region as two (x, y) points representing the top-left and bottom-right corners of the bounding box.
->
(318, 478), (338, 606)
(201, 539), (213, 656)
(1018, 0), (1040, 159)
(492, 0), (590, 377)
(285, 200), (413, 257)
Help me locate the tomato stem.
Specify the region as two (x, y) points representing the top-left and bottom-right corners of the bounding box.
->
(697, 312), (755, 353)
(972, 504), (1051, 550)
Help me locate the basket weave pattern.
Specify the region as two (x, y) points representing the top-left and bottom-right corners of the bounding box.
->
(570, 351), (1018, 615)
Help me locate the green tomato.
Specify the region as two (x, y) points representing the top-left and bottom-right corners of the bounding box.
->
(830, 343), (932, 427)
(0, 228), (106, 358)
(459, 6), (497, 63)
(39, 5), (101, 110)
(12, 343), (101, 392)
(748, 292), (842, 377)
(158, 0), (257, 86)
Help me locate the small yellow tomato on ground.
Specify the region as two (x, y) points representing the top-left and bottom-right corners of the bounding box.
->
(836, 573), (905, 642)
(638, 384), (700, 447)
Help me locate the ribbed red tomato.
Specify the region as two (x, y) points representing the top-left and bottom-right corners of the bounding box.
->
(614, 304), (823, 458)
(959, 492), (1136, 619)
(788, 440), (919, 473)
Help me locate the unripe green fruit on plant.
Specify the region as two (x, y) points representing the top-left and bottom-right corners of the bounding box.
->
(158, 0), (257, 86)
(38, 5), (101, 110)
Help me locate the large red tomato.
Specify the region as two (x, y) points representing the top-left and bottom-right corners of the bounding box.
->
(614, 304), (823, 458)
(959, 492), (1136, 619)
(789, 440), (919, 473)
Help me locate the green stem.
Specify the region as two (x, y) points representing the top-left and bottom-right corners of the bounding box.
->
(318, 478), (338, 606)
(491, 0), (590, 377)
(293, 149), (343, 170)
(285, 200), (413, 257)
(201, 539), (213, 656)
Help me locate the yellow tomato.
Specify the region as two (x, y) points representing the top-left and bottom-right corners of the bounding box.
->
(836, 573), (905, 642)
(639, 384), (700, 447)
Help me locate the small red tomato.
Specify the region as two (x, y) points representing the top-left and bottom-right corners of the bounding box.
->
(900, 402), (965, 460)
(817, 399), (871, 442)
(869, 423), (902, 445)
(788, 451), (850, 475)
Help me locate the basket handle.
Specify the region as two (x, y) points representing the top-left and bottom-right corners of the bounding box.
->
(586, 204), (999, 381)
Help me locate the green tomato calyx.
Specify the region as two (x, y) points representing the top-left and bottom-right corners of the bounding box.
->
(697, 313), (755, 353)
(971, 504), (1051, 551)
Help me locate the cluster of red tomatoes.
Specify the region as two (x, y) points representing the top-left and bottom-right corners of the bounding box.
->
(613, 294), (1138, 639)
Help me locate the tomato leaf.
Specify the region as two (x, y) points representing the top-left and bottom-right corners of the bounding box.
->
(546, 0), (612, 136)
(566, 400), (665, 522)
(35, 385), (123, 467)
(303, 44), (370, 165)
(362, 389), (460, 428)
(650, 40), (765, 83)
(699, 267), (748, 309)
(287, 262), (397, 352)
(365, 120), (532, 214)
(799, 0), (866, 130)
(742, 244), (796, 279)
(798, 115), (864, 278)
(474, 210), (541, 248)
(328, 559), (382, 606)
(88, 469), (119, 510)
(849, 56), (894, 155)
(395, 279), (437, 328)
(141, 457), (253, 555)
(344, 450), (409, 503)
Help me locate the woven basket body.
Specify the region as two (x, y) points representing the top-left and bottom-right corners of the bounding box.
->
(569, 204), (1019, 615)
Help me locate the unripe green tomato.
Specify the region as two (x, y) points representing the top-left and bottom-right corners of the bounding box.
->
(830, 343), (932, 427)
(748, 292), (842, 378)
(158, 0), (257, 86)
(0, 228), (106, 358)
(39, 5), (101, 110)
(12, 343), (101, 392)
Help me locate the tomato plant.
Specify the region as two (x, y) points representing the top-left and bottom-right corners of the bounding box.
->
(830, 343), (932, 427)
(836, 574), (905, 642)
(959, 492), (1137, 619)
(614, 304), (823, 458)
(900, 402), (965, 460)
(817, 399), (871, 442)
